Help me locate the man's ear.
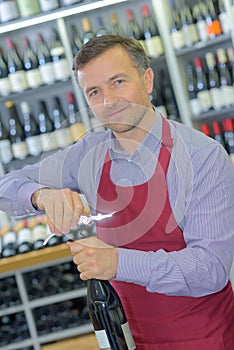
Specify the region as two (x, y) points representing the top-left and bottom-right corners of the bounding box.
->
(144, 68), (154, 94)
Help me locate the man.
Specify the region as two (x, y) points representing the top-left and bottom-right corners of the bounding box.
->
(0, 35), (233, 349)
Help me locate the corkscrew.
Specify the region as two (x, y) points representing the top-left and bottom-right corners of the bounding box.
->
(43, 212), (115, 246)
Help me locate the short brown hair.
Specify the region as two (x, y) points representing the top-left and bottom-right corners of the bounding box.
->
(72, 35), (150, 79)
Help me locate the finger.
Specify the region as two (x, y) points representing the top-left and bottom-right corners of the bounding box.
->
(71, 192), (85, 227)
(66, 241), (85, 255)
(61, 189), (78, 233)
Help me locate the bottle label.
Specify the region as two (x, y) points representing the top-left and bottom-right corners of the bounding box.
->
(39, 63), (56, 85)
(3, 231), (16, 245)
(40, 132), (58, 152)
(51, 47), (65, 57)
(17, 0), (41, 17)
(54, 128), (73, 148)
(25, 69), (43, 89)
(26, 135), (42, 156)
(12, 141), (28, 160)
(9, 71), (28, 93)
(39, 0), (59, 12)
(145, 36), (164, 58)
(221, 86), (234, 107)
(171, 31), (185, 50)
(121, 322), (136, 349)
(0, 140), (13, 164)
(0, 2), (19, 23)
(0, 77), (12, 96)
(210, 88), (225, 110)
(95, 330), (111, 349)
(182, 25), (193, 47)
(189, 98), (201, 117)
(18, 228), (32, 245)
(197, 90), (212, 112)
(32, 225), (46, 241)
(53, 59), (70, 81)
(219, 12), (231, 34)
(189, 24), (199, 44)
(196, 20), (208, 42)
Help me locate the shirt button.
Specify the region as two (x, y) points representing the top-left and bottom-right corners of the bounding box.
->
(26, 209), (30, 213)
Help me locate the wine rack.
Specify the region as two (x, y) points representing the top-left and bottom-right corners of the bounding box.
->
(0, 246), (93, 350)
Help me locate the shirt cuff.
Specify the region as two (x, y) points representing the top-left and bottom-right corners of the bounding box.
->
(114, 248), (152, 286)
(15, 183), (46, 216)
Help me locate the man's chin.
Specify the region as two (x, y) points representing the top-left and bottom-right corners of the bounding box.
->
(106, 122), (136, 133)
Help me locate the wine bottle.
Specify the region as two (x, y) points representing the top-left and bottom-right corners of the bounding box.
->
(205, 0), (222, 39)
(5, 37), (28, 93)
(170, 2), (186, 50)
(1, 225), (17, 258)
(37, 100), (58, 152)
(150, 86), (168, 119)
(5, 100), (28, 160)
(16, 0), (41, 18)
(0, 47), (12, 96)
(96, 16), (109, 37)
(141, 4), (164, 58)
(160, 69), (179, 121)
(218, 0), (231, 34)
(38, 0), (60, 12)
(52, 96), (73, 148)
(0, 118), (13, 165)
(17, 218), (32, 254)
(193, 56), (212, 112)
(125, 8), (146, 51)
(186, 62), (201, 117)
(110, 13), (125, 36)
(31, 215), (47, 250)
(87, 279), (136, 350)
(201, 122), (211, 137)
(205, 52), (224, 110)
(70, 24), (82, 57)
(181, 0), (199, 47)
(20, 100), (42, 156)
(212, 120), (226, 148)
(23, 37), (43, 89)
(50, 29), (71, 82)
(192, 0), (209, 42)
(216, 48), (234, 108)
(0, 0), (20, 23)
(81, 17), (95, 44)
(222, 118), (234, 165)
(66, 91), (86, 142)
(37, 33), (56, 85)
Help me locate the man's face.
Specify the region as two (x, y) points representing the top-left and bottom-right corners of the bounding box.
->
(77, 46), (154, 134)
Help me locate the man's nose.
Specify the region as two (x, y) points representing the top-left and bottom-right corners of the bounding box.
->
(103, 87), (118, 105)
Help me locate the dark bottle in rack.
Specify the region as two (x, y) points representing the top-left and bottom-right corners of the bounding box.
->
(81, 17), (95, 44)
(212, 121), (226, 148)
(37, 100), (58, 152)
(0, 47), (12, 96)
(192, 0), (208, 43)
(110, 13), (125, 36)
(170, 2), (186, 50)
(205, 52), (224, 111)
(31, 215), (47, 250)
(186, 62), (201, 117)
(17, 218), (32, 254)
(52, 96), (73, 148)
(37, 33), (56, 85)
(222, 118), (234, 165)
(87, 279), (136, 349)
(6, 37), (28, 93)
(216, 48), (234, 108)
(181, 0), (199, 47)
(21, 100), (43, 156)
(66, 91), (86, 142)
(23, 37), (43, 89)
(205, 0), (222, 39)
(70, 24), (82, 57)
(141, 3), (164, 58)
(1, 225), (17, 258)
(96, 16), (109, 37)
(0, 118), (13, 165)
(125, 8), (146, 51)
(193, 56), (212, 113)
(5, 100), (29, 160)
(50, 29), (71, 82)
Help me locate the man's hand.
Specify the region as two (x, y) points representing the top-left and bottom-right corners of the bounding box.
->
(31, 188), (90, 235)
(67, 237), (118, 281)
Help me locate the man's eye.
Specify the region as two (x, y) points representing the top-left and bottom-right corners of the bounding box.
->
(115, 79), (123, 85)
(90, 90), (99, 97)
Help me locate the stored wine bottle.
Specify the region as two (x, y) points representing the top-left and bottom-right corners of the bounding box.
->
(31, 215), (47, 250)
(212, 120), (226, 148)
(20, 101), (42, 156)
(70, 24), (82, 57)
(201, 122), (211, 137)
(23, 37), (43, 89)
(141, 4), (164, 58)
(0, 118), (13, 165)
(222, 118), (234, 165)
(0, 47), (12, 96)
(52, 96), (73, 148)
(216, 48), (234, 108)
(81, 17), (95, 44)
(38, 0), (60, 12)
(218, 0), (231, 34)
(6, 37), (28, 93)
(0, 0), (20, 23)
(205, 0), (222, 38)
(87, 279), (136, 350)
(1, 225), (17, 258)
(186, 62), (201, 117)
(192, 0), (208, 42)
(37, 33), (56, 85)
(17, 219), (32, 254)
(170, 2), (186, 50)
(125, 8), (146, 51)
(181, 0), (199, 47)
(205, 52), (224, 110)
(5, 100), (28, 160)
(194, 56), (212, 112)
(50, 29), (70, 81)
(16, 0), (41, 18)
(37, 100), (58, 152)
(96, 16), (109, 37)
(110, 13), (125, 36)
(67, 91), (86, 142)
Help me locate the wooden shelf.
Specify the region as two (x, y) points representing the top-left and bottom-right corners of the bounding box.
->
(41, 333), (98, 350)
(0, 244), (71, 274)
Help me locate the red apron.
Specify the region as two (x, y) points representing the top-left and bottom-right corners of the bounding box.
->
(96, 116), (234, 349)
